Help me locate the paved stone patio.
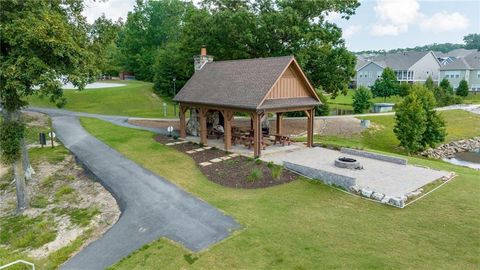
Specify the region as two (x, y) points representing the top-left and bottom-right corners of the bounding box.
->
(262, 147), (450, 199)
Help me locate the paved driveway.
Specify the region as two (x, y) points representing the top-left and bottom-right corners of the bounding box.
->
(31, 109), (239, 270)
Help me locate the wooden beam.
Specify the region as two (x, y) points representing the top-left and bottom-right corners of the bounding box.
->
(306, 108), (314, 147)
(253, 112), (263, 158)
(221, 110), (233, 150)
(199, 108), (208, 145)
(276, 112), (283, 134)
(179, 105), (188, 138)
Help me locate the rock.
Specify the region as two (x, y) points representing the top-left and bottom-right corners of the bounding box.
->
(349, 185), (361, 193)
(420, 137), (480, 159)
(381, 196), (392, 204)
(371, 192), (385, 201)
(360, 188), (373, 198)
(388, 197), (405, 208)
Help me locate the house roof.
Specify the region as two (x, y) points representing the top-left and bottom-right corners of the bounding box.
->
(441, 51), (480, 70)
(370, 51), (431, 70)
(174, 56), (320, 111)
(443, 48), (476, 58)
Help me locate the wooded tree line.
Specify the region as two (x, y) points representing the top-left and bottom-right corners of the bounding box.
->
(100, 0), (360, 97)
(357, 33), (480, 55)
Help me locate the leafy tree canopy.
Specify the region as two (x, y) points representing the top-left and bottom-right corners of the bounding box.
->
(464, 33), (480, 50)
(352, 86), (372, 114)
(456, 79), (469, 97)
(118, 0), (360, 97)
(370, 67), (399, 100)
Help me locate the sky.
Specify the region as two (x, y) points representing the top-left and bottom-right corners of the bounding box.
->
(82, 0), (480, 52)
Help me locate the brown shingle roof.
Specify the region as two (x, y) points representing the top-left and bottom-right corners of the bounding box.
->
(259, 97), (320, 110)
(174, 56), (320, 110)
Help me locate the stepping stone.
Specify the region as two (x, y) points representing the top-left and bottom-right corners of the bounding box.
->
(220, 156), (231, 160)
(199, 162), (212, 166)
(195, 148), (205, 152)
(203, 146), (212, 150)
(229, 153), (239, 157)
(178, 141), (188, 144)
(186, 150), (196, 154)
(166, 143), (175, 146)
(210, 158), (223, 163)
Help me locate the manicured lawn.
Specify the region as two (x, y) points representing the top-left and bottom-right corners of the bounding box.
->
(327, 89), (403, 105)
(464, 92), (480, 104)
(80, 117), (479, 270)
(312, 110), (480, 154)
(29, 80), (176, 118)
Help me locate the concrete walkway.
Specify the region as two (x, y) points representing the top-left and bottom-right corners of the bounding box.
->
(31, 109), (239, 270)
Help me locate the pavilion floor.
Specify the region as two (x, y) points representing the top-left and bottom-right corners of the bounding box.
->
(185, 136), (305, 158)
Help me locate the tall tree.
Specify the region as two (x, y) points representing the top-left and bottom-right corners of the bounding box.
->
(464, 33), (480, 50)
(0, 0), (95, 212)
(394, 85), (445, 153)
(90, 15), (123, 76)
(456, 79), (469, 97)
(137, 0), (360, 96)
(352, 86), (372, 114)
(371, 67), (399, 100)
(424, 76), (435, 91)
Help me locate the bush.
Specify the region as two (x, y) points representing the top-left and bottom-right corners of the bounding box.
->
(352, 86), (372, 114)
(247, 168), (263, 182)
(397, 82), (411, 97)
(394, 85), (446, 153)
(456, 79), (469, 97)
(269, 165), (283, 180)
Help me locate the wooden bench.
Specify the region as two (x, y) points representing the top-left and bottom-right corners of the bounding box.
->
(273, 134), (291, 146)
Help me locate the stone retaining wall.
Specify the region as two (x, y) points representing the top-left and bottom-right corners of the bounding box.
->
(340, 148), (408, 165)
(283, 161), (356, 190)
(420, 137), (480, 159)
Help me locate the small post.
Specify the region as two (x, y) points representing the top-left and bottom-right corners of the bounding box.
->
(174, 103), (177, 117)
(50, 132), (54, 148)
(163, 102), (167, 117)
(39, 133), (46, 148)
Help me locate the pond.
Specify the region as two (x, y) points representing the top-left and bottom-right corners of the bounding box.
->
(443, 148), (480, 170)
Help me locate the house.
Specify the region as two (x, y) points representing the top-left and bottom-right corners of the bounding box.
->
(434, 49), (476, 66)
(174, 48), (321, 157)
(439, 51), (480, 91)
(355, 51), (441, 88)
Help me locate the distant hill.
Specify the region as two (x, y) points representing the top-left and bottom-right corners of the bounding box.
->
(356, 43), (465, 55)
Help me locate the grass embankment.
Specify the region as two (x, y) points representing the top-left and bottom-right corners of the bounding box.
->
(312, 110), (480, 155)
(29, 80), (176, 118)
(80, 117), (479, 270)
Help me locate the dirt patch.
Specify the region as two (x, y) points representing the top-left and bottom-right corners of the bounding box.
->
(0, 113), (120, 260)
(154, 135), (298, 188)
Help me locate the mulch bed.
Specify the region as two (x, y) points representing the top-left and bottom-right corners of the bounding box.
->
(199, 156), (298, 189)
(154, 135), (298, 189)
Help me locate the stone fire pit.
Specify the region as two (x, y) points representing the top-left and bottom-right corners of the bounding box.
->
(335, 157), (363, 170)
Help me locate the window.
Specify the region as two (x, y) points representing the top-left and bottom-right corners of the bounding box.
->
(377, 71), (382, 78)
(477, 71), (480, 79)
(369, 71), (373, 78)
(359, 72), (363, 78)
(455, 74), (460, 78)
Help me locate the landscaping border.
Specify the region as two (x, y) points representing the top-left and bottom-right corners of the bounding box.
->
(340, 148), (408, 165)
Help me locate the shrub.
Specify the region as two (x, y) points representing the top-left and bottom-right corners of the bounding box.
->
(247, 168), (263, 182)
(371, 67), (399, 100)
(456, 79), (469, 97)
(269, 165), (283, 180)
(0, 214), (56, 249)
(394, 85), (446, 153)
(352, 86), (372, 114)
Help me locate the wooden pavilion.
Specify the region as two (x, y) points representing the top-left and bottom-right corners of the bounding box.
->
(173, 52), (321, 158)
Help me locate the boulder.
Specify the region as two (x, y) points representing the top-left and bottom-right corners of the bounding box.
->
(360, 188), (373, 198)
(371, 192), (385, 201)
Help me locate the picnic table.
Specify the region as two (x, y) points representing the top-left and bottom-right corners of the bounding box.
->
(272, 134), (291, 146)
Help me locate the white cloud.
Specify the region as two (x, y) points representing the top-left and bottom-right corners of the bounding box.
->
(371, 0), (421, 36)
(325, 11), (341, 22)
(371, 23), (407, 36)
(343, 25), (362, 38)
(82, 0), (136, 24)
(420, 12), (469, 33)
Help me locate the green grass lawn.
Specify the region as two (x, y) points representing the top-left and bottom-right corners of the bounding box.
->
(327, 89), (403, 106)
(80, 117), (480, 270)
(464, 92), (480, 104)
(29, 80), (176, 118)
(312, 110), (480, 155)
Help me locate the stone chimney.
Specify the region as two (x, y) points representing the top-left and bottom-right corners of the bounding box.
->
(194, 47), (213, 72)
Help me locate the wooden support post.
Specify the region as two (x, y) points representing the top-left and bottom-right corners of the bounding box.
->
(179, 105), (187, 139)
(199, 108), (208, 145)
(276, 112), (283, 134)
(305, 108), (314, 147)
(253, 112), (263, 158)
(221, 110), (233, 150)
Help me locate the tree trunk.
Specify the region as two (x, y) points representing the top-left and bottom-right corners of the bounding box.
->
(21, 138), (34, 180)
(13, 154), (28, 213)
(6, 110), (29, 213)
